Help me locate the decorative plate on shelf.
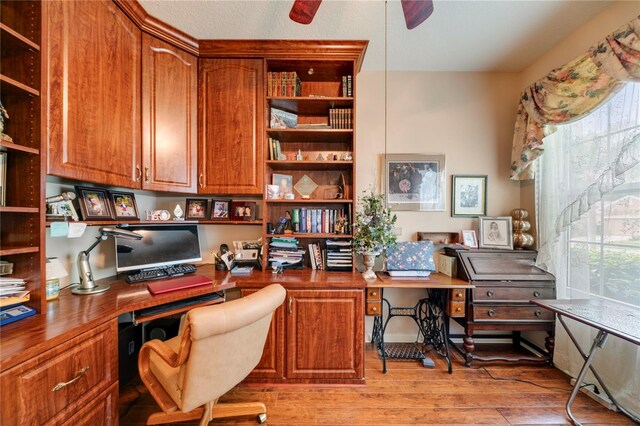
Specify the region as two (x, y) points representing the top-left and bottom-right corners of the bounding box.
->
(294, 175), (318, 199)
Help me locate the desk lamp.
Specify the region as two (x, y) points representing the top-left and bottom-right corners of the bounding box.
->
(72, 227), (142, 295)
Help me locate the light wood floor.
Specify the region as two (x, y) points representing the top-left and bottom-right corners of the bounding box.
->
(119, 343), (636, 425)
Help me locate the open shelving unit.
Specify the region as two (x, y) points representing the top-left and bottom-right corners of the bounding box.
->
(0, 1), (45, 313)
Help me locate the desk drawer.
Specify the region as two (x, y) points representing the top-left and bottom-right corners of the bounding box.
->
(447, 301), (465, 317)
(366, 301), (382, 316)
(473, 286), (554, 302)
(0, 321), (117, 426)
(366, 288), (381, 301)
(472, 305), (554, 322)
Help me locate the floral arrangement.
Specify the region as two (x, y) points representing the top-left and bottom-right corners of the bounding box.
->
(352, 189), (397, 254)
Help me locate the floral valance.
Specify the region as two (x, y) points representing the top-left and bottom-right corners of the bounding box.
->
(510, 15), (640, 180)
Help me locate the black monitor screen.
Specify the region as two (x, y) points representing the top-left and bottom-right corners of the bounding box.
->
(115, 224), (202, 272)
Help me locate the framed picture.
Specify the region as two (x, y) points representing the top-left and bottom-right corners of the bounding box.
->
(109, 191), (139, 220)
(385, 154), (446, 211)
(211, 199), (231, 219)
(75, 186), (113, 220)
(451, 175), (487, 217)
(230, 201), (256, 221)
(478, 216), (513, 249)
(272, 173), (293, 198)
(460, 230), (478, 248)
(185, 198), (208, 220)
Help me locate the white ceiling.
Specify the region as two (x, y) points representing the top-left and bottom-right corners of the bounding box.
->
(138, 0), (616, 72)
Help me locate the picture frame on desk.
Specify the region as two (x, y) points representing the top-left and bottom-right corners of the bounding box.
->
(109, 190), (139, 220)
(451, 175), (487, 217)
(478, 216), (513, 249)
(211, 199), (230, 220)
(460, 229), (478, 248)
(185, 198), (208, 220)
(75, 186), (113, 220)
(230, 201), (256, 221)
(384, 154), (446, 211)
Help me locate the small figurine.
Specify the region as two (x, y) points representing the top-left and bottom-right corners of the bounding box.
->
(0, 100), (12, 142)
(316, 153), (324, 161)
(296, 149), (303, 161)
(327, 153), (333, 161)
(173, 203), (184, 220)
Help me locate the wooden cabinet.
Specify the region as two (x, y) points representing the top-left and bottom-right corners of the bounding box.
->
(198, 58), (264, 194)
(452, 249), (556, 366)
(47, 0), (141, 189)
(0, 0), (45, 313)
(0, 321), (117, 425)
(141, 34), (198, 193)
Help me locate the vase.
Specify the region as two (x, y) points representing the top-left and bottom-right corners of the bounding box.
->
(511, 208), (534, 249)
(362, 253), (377, 280)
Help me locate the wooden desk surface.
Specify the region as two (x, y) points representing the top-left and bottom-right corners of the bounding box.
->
(369, 272), (473, 289)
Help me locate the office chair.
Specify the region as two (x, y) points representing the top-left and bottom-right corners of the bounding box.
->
(138, 284), (286, 425)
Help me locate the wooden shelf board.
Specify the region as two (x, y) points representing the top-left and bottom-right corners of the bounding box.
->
(265, 199), (353, 204)
(0, 139), (39, 155)
(269, 97), (353, 115)
(0, 206), (39, 214)
(46, 219), (262, 227)
(267, 129), (352, 143)
(0, 23), (40, 51)
(267, 160), (352, 171)
(0, 74), (39, 96)
(268, 233), (352, 239)
(198, 220), (262, 225)
(0, 246), (40, 256)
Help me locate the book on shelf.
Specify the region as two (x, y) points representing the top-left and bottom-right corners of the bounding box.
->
(270, 108), (298, 129)
(0, 304), (36, 326)
(267, 71), (302, 97)
(341, 75), (352, 97)
(0, 290), (30, 308)
(329, 108), (352, 129)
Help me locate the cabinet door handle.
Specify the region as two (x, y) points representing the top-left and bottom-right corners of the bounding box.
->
(135, 164), (142, 182)
(487, 309), (495, 317)
(534, 310), (542, 317)
(199, 172), (204, 188)
(288, 296), (293, 315)
(486, 291), (494, 298)
(144, 166), (150, 182)
(533, 291), (541, 298)
(52, 366), (89, 392)
(370, 291), (377, 297)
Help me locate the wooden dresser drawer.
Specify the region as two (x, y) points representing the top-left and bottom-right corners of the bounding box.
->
(473, 286), (554, 302)
(366, 301), (382, 316)
(0, 321), (117, 426)
(472, 305), (555, 322)
(366, 288), (381, 301)
(61, 382), (118, 426)
(447, 301), (465, 317)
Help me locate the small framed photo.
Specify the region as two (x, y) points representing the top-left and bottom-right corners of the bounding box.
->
(75, 186), (113, 220)
(230, 201), (256, 221)
(479, 216), (513, 249)
(185, 198), (208, 220)
(211, 199), (231, 219)
(451, 175), (487, 217)
(460, 230), (478, 248)
(272, 173), (293, 198)
(109, 191), (139, 220)
(385, 154), (446, 211)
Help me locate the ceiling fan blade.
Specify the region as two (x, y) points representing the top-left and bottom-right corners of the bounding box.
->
(401, 0), (434, 30)
(289, 0), (323, 25)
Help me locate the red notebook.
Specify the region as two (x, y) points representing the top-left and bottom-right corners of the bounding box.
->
(147, 274), (212, 295)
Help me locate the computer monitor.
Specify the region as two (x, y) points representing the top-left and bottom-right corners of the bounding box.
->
(115, 224), (202, 272)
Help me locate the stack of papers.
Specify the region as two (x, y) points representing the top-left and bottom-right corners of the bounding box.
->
(269, 237), (304, 267)
(325, 239), (353, 271)
(0, 277), (30, 308)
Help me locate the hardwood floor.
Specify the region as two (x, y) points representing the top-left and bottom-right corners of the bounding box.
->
(119, 343), (635, 425)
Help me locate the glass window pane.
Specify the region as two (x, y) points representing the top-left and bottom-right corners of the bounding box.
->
(601, 246), (640, 305)
(568, 242), (595, 294)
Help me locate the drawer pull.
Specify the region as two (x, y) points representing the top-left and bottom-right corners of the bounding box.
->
(371, 291), (377, 297)
(372, 306), (378, 312)
(52, 367), (89, 392)
(533, 291), (541, 298)
(456, 293), (463, 298)
(486, 291), (494, 298)
(534, 310), (542, 317)
(487, 309), (495, 317)
(455, 307), (462, 312)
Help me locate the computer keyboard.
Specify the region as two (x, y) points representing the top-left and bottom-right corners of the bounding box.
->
(125, 264), (197, 284)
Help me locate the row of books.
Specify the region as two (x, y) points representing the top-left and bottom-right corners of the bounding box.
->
(341, 75), (353, 97)
(267, 72), (302, 97)
(329, 108), (352, 129)
(268, 137), (283, 160)
(268, 237), (305, 268)
(291, 207), (351, 234)
(0, 277), (35, 326)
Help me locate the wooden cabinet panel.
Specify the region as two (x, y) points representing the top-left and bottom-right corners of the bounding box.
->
(242, 289), (285, 379)
(142, 34), (197, 193)
(198, 58), (264, 194)
(47, 0), (141, 188)
(0, 321), (117, 426)
(472, 285), (555, 302)
(286, 289), (364, 380)
(61, 382), (118, 426)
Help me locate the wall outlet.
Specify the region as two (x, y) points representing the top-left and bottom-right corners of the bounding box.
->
(392, 226), (402, 235)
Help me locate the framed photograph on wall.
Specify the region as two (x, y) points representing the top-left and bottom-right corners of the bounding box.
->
(478, 216), (513, 249)
(109, 191), (139, 220)
(230, 201), (257, 221)
(451, 175), (487, 217)
(211, 199), (231, 219)
(384, 154), (446, 211)
(75, 186), (113, 220)
(460, 229), (478, 248)
(185, 198), (208, 220)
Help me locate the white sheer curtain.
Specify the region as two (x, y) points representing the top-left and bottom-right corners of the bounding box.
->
(536, 83), (640, 416)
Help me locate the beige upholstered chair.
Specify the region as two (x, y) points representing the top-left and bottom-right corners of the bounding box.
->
(138, 284), (286, 425)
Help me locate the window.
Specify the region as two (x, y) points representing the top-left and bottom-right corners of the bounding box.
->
(538, 83), (640, 307)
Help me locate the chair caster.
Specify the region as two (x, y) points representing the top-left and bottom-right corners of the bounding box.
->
(257, 413), (267, 424)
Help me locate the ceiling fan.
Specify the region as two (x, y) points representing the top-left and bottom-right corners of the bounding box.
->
(289, 0), (434, 30)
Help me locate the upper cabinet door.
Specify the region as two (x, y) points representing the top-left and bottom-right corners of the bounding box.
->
(198, 59), (264, 194)
(141, 34), (197, 193)
(47, 0), (141, 189)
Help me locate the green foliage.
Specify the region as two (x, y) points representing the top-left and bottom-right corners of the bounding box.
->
(352, 190), (397, 254)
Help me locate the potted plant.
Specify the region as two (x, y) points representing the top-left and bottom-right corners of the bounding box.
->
(353, 189), (397, 279)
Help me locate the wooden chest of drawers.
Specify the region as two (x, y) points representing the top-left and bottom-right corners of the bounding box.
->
(451, 249), (556, 366)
